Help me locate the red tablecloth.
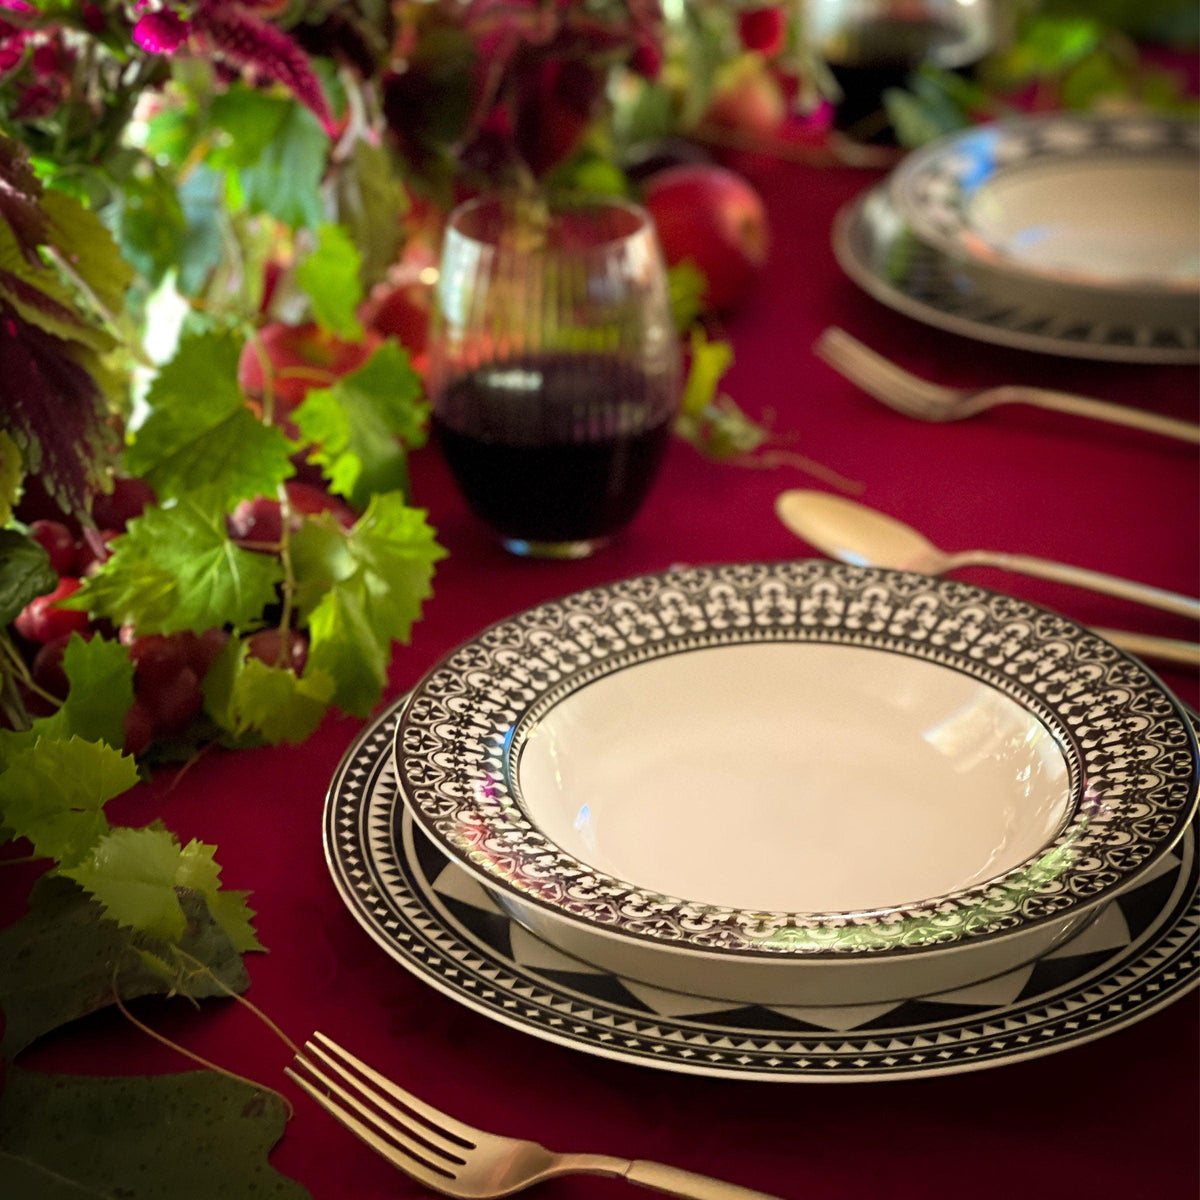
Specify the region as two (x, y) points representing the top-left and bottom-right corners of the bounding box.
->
(5, 154), (1198, 1200)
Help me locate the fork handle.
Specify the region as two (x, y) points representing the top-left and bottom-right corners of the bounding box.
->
(991, 387), (1200, 444)
(949, 550), (1200, 621)
(624, 1159), (785, 1200)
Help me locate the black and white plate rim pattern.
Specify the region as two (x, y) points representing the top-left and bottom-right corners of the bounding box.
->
(324, 700), (1199, 1083)
(834, 187), (1200, 363)
(393, 562), (1197, 959)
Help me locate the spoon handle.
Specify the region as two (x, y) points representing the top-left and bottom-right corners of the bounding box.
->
(954, 550), (1200, 620)
(1096, 628), (1200, 669)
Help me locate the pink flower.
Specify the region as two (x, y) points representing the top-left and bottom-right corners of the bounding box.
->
(132, 9), (190, 54)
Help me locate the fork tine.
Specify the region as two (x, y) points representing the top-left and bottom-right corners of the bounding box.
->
(815, 327), (953, 416)
(284, 1065), (453, 1193)
(302, 1040), (471, 1158)
(312, 1031), (483, 1147)
(290, 1053), (466, 1172)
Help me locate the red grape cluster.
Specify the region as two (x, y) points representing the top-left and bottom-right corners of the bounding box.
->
(9, 475), (344, 758)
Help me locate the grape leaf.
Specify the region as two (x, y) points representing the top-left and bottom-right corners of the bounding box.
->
(667, 260), (706, 331)
(0, 874), (249, 1059)
(204, 640), (334, 746)
(126, 330), (294, 509)
(292, 341), (427, 508)
(0, 736), (138, 866)
(232, 99), (328, 230)
(332, 138), (406, 289)
(68, 489), (284, 634)
(61, 826), (262, 953)
(0, 1067), (308, 1199)
(0, 529), (55, 626)
(29, 633), (134, 749)
(0, 431), (21, 523)
(295, 222), (364, 339)
(290, 495), (445, 715)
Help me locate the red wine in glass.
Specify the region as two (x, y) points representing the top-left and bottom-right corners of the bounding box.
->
(434, 355), (674, 554)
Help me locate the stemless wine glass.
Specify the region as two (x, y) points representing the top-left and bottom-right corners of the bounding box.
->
(804, 0), (997, 154)
(428, 195), (681, 559)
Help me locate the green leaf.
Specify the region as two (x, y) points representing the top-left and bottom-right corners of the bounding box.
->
(68, 489), (284, 635)
(0, 736), (138, 865)
(176, 166), (227, 297)
(680, 327), (734, 417)
(40, 186), (135, 319)
(61, 826), (261, 952)
(295, 222), (365, 339)
(290, 494), (445, 715)
(204, 640), (334, 746)
(127, 330), (294, 509)
(0, 431), (22, 523)
(0, 1066), (309, 1199)
(210, 86), (293, 168)
(667, 260), (706, 332)
(332, 138), (406, 289)
(115, 170), (188, 288)
(292, 341), (427, 508)
(234, 100), (329, 230)
(28, 633), (134, 749)
(0, 874), (249, 1058)
(0, 529), (55, 627)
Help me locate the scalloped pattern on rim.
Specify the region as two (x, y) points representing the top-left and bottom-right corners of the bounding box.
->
(394, 562), (1198, 959)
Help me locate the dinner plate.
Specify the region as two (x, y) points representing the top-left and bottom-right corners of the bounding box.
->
(833, 185), (1200, 363)
(392, 562), (1198, 1004)
(890, 115), (1200, 303)
(324, 701), (1199, 1082)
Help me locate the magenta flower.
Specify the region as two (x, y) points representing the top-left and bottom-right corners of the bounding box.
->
(130, 1), (335, 135)
(132, 9), (189, 54)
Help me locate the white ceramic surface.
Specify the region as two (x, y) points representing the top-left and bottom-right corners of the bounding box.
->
(518, 642), (1071, 913)
(968, 159), (1200, 286)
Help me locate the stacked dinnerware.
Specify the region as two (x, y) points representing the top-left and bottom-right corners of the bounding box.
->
(834, 114), (1200, 363)
(385, 562), (1198, 1007)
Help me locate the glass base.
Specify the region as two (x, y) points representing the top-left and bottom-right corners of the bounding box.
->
(502, 536), (609, 560)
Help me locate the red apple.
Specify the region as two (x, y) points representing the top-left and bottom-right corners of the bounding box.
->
(237, 322), (380, 411)
(642, 165), (770, 312)
(363, 275), (432, 377)
(738, 7), (787, 57)
(703, 58), (786, 140)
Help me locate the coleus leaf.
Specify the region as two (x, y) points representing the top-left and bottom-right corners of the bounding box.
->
(62, 825), (263, 953)
(39, 186), (134, 321)
(0, 131), (48, 264)
(0, 528), (55, 627)
(67, 488), (284, 635)
(292, 341), (427, 509)
(0, 431), (21, 524)
(0, 735), (138, 866)
(204, 639), (335, 746)
(126, 329), (294, 509)
(0, 874), (249, 1059)
(295, 222), (364, 339)
(290, 494), (445, 715)
(0, 1066), (308, 1199)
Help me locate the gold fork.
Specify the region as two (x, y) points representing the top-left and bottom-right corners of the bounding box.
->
(286, 1032), (784, 1199)
(816, 326), (1200, 444)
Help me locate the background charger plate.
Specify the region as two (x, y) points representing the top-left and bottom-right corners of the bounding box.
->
(323, 701), (1199, 1083)
(834, 186), (1200, 364)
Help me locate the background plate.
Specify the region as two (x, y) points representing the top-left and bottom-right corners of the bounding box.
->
(324, 701), (1199, 1083)
(834, 187), (1200, 364)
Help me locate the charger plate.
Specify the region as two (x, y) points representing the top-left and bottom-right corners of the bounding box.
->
(323, 700), (1198, 1082)
(833, 185), (1200, 363)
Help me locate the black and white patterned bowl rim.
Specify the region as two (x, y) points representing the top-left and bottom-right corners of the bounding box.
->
(326, 701), (1199, 1082)
(835, 188), (1200, 362)
(394, 562), (1198, 961)
(892, 114), (1200, 288)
